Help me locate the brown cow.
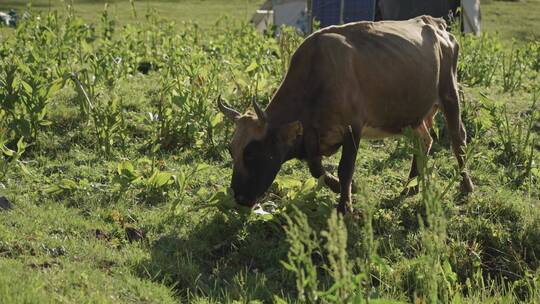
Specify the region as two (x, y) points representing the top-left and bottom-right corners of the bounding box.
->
(218, 15), (474, 214)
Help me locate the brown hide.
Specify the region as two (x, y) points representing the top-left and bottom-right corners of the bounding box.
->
(265, 16), (455, 154)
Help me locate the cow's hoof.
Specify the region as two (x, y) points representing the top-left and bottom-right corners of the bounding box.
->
(401, 186), (419, 197)
(351, 181), (358, 194)
(460, 178), (474, 194)
(336, 202), (353, 215)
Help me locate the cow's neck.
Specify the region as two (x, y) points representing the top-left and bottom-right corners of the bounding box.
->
(265, 76), (309, 127)
(266, 99), (304, 127)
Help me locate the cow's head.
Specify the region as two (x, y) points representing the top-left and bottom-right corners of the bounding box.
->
(218, 97), (303, 207)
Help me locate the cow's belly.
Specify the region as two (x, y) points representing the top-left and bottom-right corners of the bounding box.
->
(319, 125), (345, 156)
(318, 124), (400, 155)
(361, 126), (399, 140)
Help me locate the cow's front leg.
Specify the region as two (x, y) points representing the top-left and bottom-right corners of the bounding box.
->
(337, 126), (361, 214)
(308, 157), (341, 193)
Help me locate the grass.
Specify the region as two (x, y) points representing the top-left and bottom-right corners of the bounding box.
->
(0, 0), (263, 28)
(0, 1), (539, 303)
(1, 0), (540, 38)
(482, 0), (540, 42)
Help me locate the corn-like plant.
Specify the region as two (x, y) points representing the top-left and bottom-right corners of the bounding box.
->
(482, 93), (538, 187)
(70, 73), (126, 156)
(501, 45), (526, 93)
(0, 137), (28, 181)
(458, 34), (501, 87)
(280, 207), (368, 303)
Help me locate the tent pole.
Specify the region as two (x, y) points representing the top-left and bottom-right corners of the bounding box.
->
(307, 0), (313, 34)
(371, 0), (377, 21)
(340, 0), (345, 24)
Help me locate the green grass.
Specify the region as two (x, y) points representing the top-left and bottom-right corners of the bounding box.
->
(482, 0), (540, 42)
(0, 1), (539, 303)
(0, 0), (263, 28)
(1, 0), (539, 38)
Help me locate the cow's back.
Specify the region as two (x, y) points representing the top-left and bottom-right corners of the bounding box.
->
(302, 16), (455, 152)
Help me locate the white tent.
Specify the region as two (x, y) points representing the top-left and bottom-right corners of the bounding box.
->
(251, 0), (480, 35)
(251, 0), (308, 33)
(251, 0), (274, 32)
(462, 0), (481, 35)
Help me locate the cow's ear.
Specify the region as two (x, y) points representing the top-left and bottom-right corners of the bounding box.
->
(280, 121), (303, 146)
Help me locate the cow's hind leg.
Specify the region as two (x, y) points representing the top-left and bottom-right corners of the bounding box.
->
(337, 126), (361, 214)
(440, 92), (474, 193)
(402, 120), (434, 196)
(439, 34), (474, 193)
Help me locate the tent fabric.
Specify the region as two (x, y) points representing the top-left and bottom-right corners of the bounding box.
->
(273, 0), (308, 33)
(252, 9), (274, 33)
(377, 0), (458, 21)
(312, 0), (376, 28)
(462, 0), (481, 35)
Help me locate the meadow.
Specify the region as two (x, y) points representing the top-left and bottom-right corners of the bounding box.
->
(0, 0), (539, 303)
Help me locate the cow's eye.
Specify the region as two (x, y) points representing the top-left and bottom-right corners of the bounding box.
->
(244, 148), (256, 161)
(243, 141), (261, 163)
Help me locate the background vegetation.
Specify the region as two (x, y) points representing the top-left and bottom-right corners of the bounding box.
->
(0, 0), (539, 303)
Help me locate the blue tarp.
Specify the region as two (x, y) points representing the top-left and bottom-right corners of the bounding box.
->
(312, 0), (375, 28)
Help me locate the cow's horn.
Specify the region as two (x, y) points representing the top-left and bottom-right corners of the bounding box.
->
(217, 95), (241, 121)
(252, 97), (267, 123)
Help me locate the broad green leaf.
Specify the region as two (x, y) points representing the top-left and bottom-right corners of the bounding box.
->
(210, 113), (223, 127)
(148, 171), (172, 188)
(245, 61), (258, 73)
(46, 79), (64, 99)
(118, 161), (135, 175)
(174, 171), (186, 188)
(18, 162), (31, 176)
(60, 179), (78, 190)
(1, 146), (15, 157)
(300, 178), (317, 193)
(39, 120), (52, 126)
(20, 80), (33, 95)
(44, 184), (63, 195)
(405, 177), (418, 188)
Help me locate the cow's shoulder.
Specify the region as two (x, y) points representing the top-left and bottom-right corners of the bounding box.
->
(414, 15), (448, 31)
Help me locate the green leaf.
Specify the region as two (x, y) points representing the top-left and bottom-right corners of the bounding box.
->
(16, 137), (26, 153)
(1, 146), (15, 157)
(147, 171), (172, 188)
(276, 176), (302, 190)
(195, 163), (210, 172)
(174, 171), (186, 188)
(60, 179), (78, 190)
(300, 178), (317, 193)
(46, 79), (63, 99)
(210, 113), (223, 127)
(405, 177), (418, 188)
(44, 184), (63, 195)
(20, 79), (33, 95)
(18, 162), (31, 176)
(245, 61), (258, 73)
(39, 120), (52, 126)
(117, 161), (135, 175)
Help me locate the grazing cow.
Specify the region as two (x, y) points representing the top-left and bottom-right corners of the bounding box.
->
(218, 15), (474, 214)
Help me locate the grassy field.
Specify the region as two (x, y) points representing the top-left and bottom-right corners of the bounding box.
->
(2, 0), (540, 37)
(0, 1), (539, 303)
(482, 0), (540, 42)
(0, 0), (264, 29)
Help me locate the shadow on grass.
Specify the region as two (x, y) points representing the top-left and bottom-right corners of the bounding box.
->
(136, 210), (297, 302)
